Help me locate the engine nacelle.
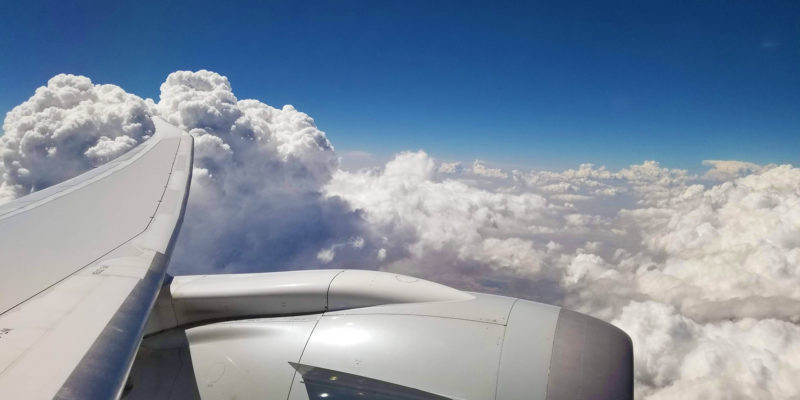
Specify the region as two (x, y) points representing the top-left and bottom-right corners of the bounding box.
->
(126, 270), (632, 400)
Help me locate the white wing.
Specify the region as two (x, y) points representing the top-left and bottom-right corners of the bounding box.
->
(0, 117), (193, 399)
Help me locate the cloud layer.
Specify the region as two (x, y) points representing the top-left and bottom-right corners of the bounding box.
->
(2, 71), (799, 399)
(328, 154), (800, 399)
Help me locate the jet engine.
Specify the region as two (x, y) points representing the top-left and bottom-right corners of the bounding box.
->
(125, 269), (632, 400)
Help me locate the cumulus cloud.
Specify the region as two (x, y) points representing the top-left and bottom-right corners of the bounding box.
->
(615, 301), (800, 400)
(0, 74), (156, 201)
(0, 70), (374, 273)
(327, 154), (800, 398)
(155, 70), (374, 274)
(2, 70), (799, 399)
(701, 159), (769, 181)
(84, 135), (139, 162)
(438, 161), (461, 174)
(471, 159), (508, 179)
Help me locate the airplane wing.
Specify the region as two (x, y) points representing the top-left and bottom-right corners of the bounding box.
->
(0, 117), (193, 400)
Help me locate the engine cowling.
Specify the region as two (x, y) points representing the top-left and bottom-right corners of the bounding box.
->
(126, 269), (632, 400)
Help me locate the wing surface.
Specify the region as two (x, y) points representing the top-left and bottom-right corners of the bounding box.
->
(0, 117), (193, 399)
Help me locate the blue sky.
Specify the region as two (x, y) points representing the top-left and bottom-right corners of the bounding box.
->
(1, 0), (798, 171)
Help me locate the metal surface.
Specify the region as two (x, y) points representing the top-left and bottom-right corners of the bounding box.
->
(290, 314), (506, 400)
(165, 270), (341, 330)
(326, 291), (515, 325)
(0, 117), (193, 399)
(145, 269), (475, 333)
(186, 316), (320, 400)
(141, 274), (632, 400)
(0, 129), (179, 313)
(546, 309), (634, 400)
(327, 269), (474, 311)
(55, 253), (171, 400)
(495, 299), (561, 400)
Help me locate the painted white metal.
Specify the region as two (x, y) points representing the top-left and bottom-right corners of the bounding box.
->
(145, 269), (476, 333)
(0, 141), (150, 218)
(143, 271), (519, 399)
(495, 299), (561, 400)
(167, 270), (342, 328)
(0, 125), (179, 313)
(173, 297), (565, 400)
(328, 269), (475, 311)
(288, 314), (506, 400)
(139, 268), (616, 400)
(0, 117), (193, 399)
(326, 291), (515, 325)
(186, 316), (320, 400)
(169, 294), (568, 400)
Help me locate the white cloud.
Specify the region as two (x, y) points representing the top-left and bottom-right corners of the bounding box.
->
(702, 159), (767, 181)
(155, 70), (373, 274)
(327, 153), (800, 398)
(2, 70), (799, 399)
(615, 301), (800, 400)
(84, 135), (139, 162)
(0, 74), (156, 200)
(316, 247), (335, 263)
(471, 160), (508, 179)
(438, 161), (461, 174)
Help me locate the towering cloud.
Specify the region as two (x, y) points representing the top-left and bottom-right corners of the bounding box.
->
(0, 74), (156, 202)
(1, 70), (799, 399)
(155, 70), (374, 274)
